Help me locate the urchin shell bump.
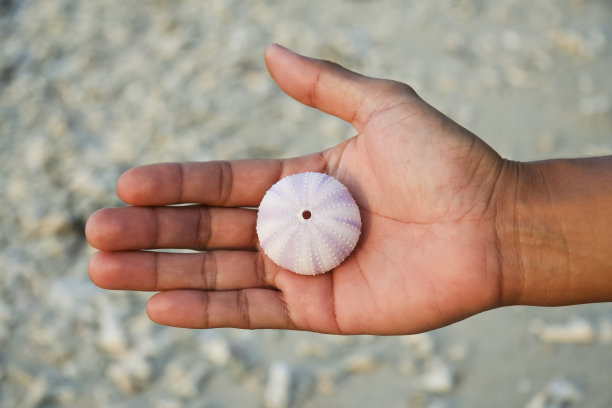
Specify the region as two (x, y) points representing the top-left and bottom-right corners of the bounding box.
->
(256, 172), (362, 275)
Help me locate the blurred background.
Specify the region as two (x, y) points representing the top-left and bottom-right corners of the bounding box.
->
(1, 0), (611, 407)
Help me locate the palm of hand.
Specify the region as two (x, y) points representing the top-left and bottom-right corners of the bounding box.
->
(269, 96), (504, 334)
(86, 45), (506, 335)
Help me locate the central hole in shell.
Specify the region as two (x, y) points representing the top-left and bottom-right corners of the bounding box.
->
(301, 210), (312, 220)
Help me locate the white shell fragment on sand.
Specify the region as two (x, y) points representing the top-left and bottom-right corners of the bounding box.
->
(256, 172), (361, 275)
(529, 317), (595, 344)
(264, 361), (292, 408)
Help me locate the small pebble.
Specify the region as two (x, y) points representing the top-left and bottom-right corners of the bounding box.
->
(536, 133), (556, 155)
(264, 361), (292, 408)
(399, 333), (435, 357)
(98, 301), (129, 357)
(316, 368), (337, 395)
(530, 317), (595, 344)
(446, 343), (469, 362)
(294, 338), (327, 358)
(343, 353), (377, 374)
(107, 352), (153, 395)
(397, 358), (416, 376)
(419, 358), (455, 394)
(523, 378), (582, 408)
(163, 359), (210, 398)
(55, 386), (77, 405)
(200, 336), (231, 366)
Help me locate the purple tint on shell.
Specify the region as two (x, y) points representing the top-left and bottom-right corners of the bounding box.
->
(312, 172), (332, 194)
(331, 216), (362, 230)
(256, 172), (362, 275)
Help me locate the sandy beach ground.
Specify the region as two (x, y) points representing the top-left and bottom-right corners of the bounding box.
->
(1, 0), (611, 407)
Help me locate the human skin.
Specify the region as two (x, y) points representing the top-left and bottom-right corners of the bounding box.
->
(85, 44), (612, 335)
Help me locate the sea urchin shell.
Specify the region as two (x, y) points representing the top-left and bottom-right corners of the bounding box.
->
(256, 172), (361, 275)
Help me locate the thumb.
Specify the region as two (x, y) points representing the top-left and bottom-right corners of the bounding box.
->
(264, 44), (410, 131)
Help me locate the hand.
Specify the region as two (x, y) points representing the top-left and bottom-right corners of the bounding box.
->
(86, 44), (514, 335)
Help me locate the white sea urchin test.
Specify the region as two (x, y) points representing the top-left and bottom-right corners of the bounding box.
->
(256, 172), (362, 275)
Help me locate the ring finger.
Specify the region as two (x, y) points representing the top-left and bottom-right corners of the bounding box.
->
(89, 250), (271, 291)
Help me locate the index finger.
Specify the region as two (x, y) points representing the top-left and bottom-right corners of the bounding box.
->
(117, 154), (328, 207)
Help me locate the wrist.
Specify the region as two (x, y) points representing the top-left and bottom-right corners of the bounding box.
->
(495, 160), (566, 306)
(495, 157), (612, 306)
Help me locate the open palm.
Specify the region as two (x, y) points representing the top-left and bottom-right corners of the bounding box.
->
(86, 45), (511, 335)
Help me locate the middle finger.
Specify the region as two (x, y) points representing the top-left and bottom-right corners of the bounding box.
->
(87, 205), (257, 251)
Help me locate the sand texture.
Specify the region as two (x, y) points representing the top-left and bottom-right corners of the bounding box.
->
(1, 0), (611, 407)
